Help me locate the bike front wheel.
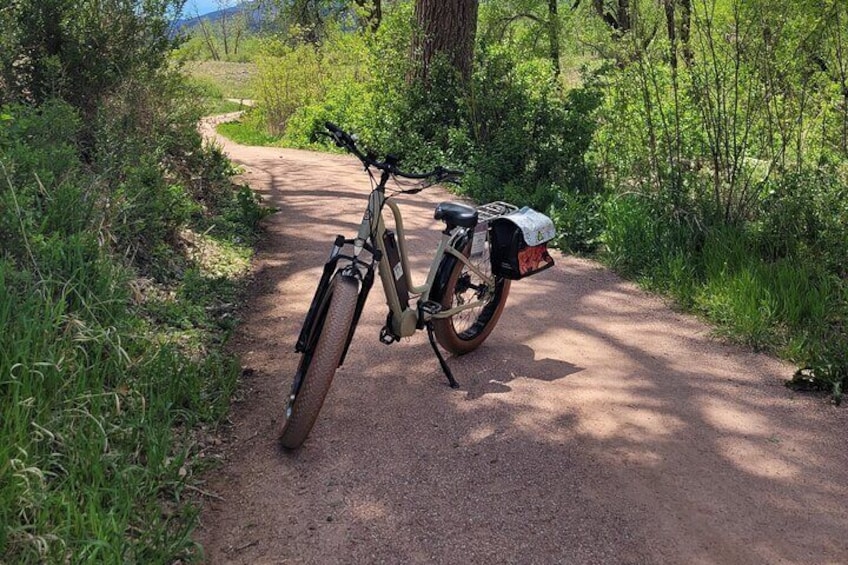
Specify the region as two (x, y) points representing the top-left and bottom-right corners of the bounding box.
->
(432, 240), (511, 355)
(280, 274), (359, 449)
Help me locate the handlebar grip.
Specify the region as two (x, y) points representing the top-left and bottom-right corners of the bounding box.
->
(441, 167), (465, 177)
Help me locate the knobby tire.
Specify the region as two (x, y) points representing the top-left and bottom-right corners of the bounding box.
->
(280, 275), (359, 449)
(433, 244), (510, 355)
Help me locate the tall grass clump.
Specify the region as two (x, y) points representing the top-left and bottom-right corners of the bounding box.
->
(0, 90), (262, 562)
(599, 188), (848, 402)
(0, 253), (235, 562)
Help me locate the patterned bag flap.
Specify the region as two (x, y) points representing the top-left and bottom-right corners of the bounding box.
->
(502, 207), (556, 246)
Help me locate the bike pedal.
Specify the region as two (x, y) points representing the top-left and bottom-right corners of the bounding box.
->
(379, 325), (399, 345)
(420, 300), (443, 316)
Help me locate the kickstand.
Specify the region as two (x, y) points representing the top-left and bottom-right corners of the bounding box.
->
(426, 322), (459, 389)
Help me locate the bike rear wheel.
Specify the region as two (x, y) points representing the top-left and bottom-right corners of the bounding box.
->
(280, 274), (359, 449)
(433, 238), (510, 355)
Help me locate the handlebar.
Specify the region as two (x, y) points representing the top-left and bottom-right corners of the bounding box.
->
(324, 122), (464, 183)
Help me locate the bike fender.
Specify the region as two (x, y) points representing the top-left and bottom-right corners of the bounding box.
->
(429, 229), (472, 304)
(338, 269), (371, 367)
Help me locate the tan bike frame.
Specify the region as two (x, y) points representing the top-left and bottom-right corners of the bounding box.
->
(351, 188), (495, 339)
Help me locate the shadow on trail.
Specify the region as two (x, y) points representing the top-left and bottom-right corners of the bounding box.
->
(452, 343), (585, 400)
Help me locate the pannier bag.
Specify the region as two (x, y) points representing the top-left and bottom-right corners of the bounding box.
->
(489, 207), (556, 280)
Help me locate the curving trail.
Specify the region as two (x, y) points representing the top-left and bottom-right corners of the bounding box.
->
(195, 114), (848, 564)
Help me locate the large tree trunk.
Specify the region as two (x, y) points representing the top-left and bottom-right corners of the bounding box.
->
(411, 0), (479, 84)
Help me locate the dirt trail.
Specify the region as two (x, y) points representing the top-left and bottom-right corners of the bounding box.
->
(196, 115), (848, 564)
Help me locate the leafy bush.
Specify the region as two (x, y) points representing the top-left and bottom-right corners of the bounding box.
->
(0, 0), (180, 115)
(255, 42), (325, 135)
(0, 70), (261, 561)
(549, 190), (605, 253)
(283, 77), (374, 149)
(462, 48), (603, 213)
(0, 101), (84, 257)
(756, 170), (848, 277)
(251, 20), (376, 147)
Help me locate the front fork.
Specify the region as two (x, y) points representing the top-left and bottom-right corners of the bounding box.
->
(295, 235), (380, 367)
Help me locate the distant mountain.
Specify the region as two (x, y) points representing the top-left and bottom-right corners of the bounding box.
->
(173, 1), (269, 33)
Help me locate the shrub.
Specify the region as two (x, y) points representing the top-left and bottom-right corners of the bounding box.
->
(756, 170), (848, 278)
(0, 101), (84, 260)
(463, 52), (603, 217)
(0, 0), (180, 116)
(255, 42), (325, 135)
(549, 190), (605, 253)
(252, 21), (375, 146)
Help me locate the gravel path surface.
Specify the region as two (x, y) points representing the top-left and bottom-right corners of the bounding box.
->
(195, 115), (848, 564)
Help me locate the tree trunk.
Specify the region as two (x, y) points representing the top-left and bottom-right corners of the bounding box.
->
(549, 0), (561, 77)
(679, 0), (693, 66)
(664, 0), (676, 68)
(411, 0), (479, 84)
(592, 0), (630, 35)
(617, 0), (630, 32)
(220, 10), (229, 56)
(198, 17), (220, 61)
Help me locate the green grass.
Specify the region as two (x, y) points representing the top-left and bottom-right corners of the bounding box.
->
(0, 228), (253, 562)
(0, 101), (267, 561)
(595, 193), (848, 402)
(217, 119), (282, 146)
(182, 61), (258, 100)
(3, 261), (209, 561)
(0, 227), (252, 563)
(203, 98), (248, 115)
(182, 74), (251, 116)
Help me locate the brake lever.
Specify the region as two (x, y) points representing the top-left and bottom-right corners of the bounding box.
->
(433, 168), (462, 185)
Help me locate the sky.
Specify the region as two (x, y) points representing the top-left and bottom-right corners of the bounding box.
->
(183, 0), (221, 17)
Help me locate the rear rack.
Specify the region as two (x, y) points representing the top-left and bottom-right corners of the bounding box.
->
(476, 201), (518, 223)
(470, 202), (517, 258)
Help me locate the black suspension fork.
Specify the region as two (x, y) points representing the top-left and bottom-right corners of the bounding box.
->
(296, 235), (347, 354)
(296, 234), (380, 364)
